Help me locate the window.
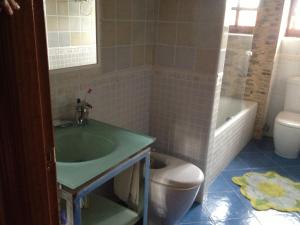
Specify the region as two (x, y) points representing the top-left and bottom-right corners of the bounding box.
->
(228, 0), (260, 34)
(44, 0), (97, 70)
(286, 0), (300, 37)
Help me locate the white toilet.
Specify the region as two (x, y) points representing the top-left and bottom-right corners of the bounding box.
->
(149, 152), (204, 225)
(274, 76), (300, 159)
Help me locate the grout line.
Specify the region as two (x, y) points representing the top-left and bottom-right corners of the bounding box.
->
(143, 0), (148, 65)
(114, 0), (118, 72)
(173, 0), (180, 66)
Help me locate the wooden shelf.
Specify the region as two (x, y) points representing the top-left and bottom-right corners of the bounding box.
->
(82, 194), (140, 225)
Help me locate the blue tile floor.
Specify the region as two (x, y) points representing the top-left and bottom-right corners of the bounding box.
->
(180, 137), (300, 225)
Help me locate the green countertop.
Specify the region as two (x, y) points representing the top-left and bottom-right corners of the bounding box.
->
(55, 119), (155, 190)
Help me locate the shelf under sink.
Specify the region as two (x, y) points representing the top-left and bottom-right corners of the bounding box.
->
(82, 194), (140, 225)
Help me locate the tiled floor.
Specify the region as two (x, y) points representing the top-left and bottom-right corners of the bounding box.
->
(180, 138), (300, 225)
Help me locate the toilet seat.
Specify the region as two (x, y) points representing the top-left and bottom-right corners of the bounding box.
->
(150, 152), (204, 189)
(275, 111), (300, 129)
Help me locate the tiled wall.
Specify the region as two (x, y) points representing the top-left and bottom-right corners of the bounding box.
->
(266, 38), (300, 136)
(100, 0), (158, 73)
(206, 101), (257, 186)
(50, 66), (152, 133)
(244, 0), (285, 138)
(44, 0), (97, 69)
(50, 0), (229, 199)
(149, 0), (227, 198)
(150, 68), (217, 166)
(202, 0), (234, 192)
(154, 0), (224, 73)
(49, 0), (157, 133)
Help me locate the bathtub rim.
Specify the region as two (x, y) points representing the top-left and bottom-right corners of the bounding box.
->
(215, 100), (258, 137)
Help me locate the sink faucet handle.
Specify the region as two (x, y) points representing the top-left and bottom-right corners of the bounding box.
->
(86, 102), (93, 109)
(74, 97), (92, 126)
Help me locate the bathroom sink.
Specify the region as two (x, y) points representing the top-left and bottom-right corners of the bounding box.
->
(55, 119), (155, 189)
(55, 129), (116, 163)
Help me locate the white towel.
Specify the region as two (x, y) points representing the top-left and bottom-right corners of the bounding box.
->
(114, 163), (140, 210)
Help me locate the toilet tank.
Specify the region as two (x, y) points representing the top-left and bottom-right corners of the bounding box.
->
(284, 76), (300, 113)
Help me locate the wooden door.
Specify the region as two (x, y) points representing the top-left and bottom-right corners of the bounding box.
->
(0, 1), (59, 225)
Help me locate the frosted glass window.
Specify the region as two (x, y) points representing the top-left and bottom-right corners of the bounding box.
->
(228, 0), (260, 34)
(238, 11), (258, 27)
(239, 0), (260, 8)
(229, 10), (237, 26)
(44, 0), (97, 70)
(289, 0), (300, 30)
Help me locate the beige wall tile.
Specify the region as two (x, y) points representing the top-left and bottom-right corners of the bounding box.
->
(58, 2), (69, 16)
(133, 46), (145, 66)
(197, 0), (226, 23)
(59, 32), (70, 47)
(146, 22), (156, 45)
(81, 32), (93, 45)
(69, 2), (80, 16)
(158, 22), (177, 45)
(46, 0), (57, 15)
(101, 21), (116, 47)
(117, 22), (132, 45)
(101, 47), (116, 73)
(71, 32), (81, 46)
(101, 0), (116, 19)
(47, 33), (59, 47)
(133, 0), (146, 20)
(195, 49), (219, 74)
(175, 47), (196, 70)
(46, 16), (58, 31)
(155, 45), (175, 66)
(117, 46), (132, 69)
(81, 17), (92, 32)
(146, 45), (154, 65)
(177, 23), (197, 47)
(159, 0), (179, 21)
(178, 0), (199, 22)
(196, 23), (223, 49)
(146, 0), (159, 20)
(69, 17), (81, 31)
(58, 16), (69, 31)
(117, 0), (132, 20)
(133, 22), (146, 45)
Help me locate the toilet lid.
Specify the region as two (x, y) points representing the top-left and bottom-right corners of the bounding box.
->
(150, 152), (204, 189)
(276, 111), (300, 129)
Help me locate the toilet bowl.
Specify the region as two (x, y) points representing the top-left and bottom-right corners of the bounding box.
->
(274, 112), (300, 159)
(149, 152), (204, 225)
(274, 77), (300, 159)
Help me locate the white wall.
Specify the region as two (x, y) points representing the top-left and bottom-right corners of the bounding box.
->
(266, 38), (300, 136)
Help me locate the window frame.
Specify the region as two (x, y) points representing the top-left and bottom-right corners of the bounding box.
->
(286, 0), (300, 37)
(229, 0), (258, 34)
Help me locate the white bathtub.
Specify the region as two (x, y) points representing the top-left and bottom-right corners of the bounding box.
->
(209, 97), (258, 183)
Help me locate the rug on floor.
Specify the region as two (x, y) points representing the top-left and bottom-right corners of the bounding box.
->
(232, 171), (300, 212)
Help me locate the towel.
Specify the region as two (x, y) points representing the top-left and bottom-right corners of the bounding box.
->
(114, 163), (140, 210)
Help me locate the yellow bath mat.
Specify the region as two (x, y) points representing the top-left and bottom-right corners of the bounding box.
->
(232, 171), (300, 212)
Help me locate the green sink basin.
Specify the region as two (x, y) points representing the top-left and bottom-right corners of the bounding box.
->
(55, 119), (155, 190)
(55, 130), (116, 163)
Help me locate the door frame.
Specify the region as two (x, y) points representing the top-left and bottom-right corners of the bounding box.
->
(0, 0), (59, 225)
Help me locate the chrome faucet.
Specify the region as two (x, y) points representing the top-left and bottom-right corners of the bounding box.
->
(75, 98), (92, 126)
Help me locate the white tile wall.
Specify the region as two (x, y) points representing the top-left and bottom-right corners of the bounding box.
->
(205, 101), (257, 189)
(150, 2), (227, 201)
(266, 38), (300, 136)
(50, 66), (152, 133)
(150, 67), (217, 168)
